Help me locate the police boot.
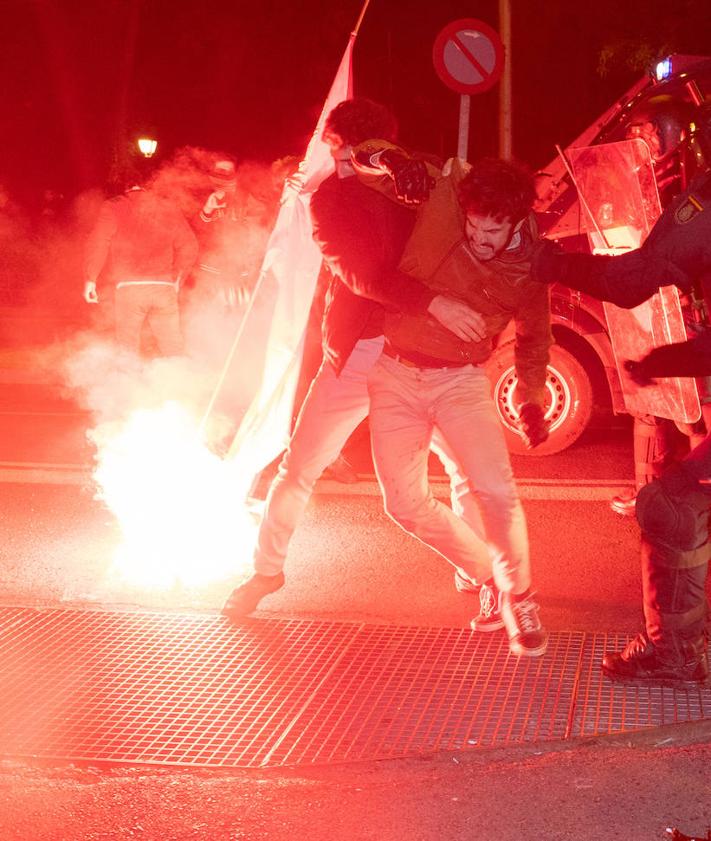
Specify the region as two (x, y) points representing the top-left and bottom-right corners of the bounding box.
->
(601, 632), (709, 688)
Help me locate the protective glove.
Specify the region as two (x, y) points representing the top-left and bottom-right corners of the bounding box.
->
(529, 239), (562, 283)
(83, 281), (98, 304)
(517, 402), (549, 449)
(623, 358), (655, 388)
(377, 149), (435, 205)
(529, 239), (617, 294)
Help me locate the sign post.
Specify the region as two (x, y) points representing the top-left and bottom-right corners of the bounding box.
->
(432, 18), (505, 161)
(457, 95), (471, 161)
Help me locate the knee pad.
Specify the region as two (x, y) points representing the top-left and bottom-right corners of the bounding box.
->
(636, 468), (711, 551)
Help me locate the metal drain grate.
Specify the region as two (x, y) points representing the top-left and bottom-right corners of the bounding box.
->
(0, 608), (709, 768)
(570, 632), (711, 737)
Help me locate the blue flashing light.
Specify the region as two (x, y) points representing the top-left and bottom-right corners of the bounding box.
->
(654, 57), (673, 81)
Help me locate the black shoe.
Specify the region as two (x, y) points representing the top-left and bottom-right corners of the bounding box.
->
(610, 490), (637, 517)
(601, 633), (710, 687)
(322, 454), (360, 484)
(500, 590), (548, 656)
(470, 580), (505, 632)
(222, 572), (285, 620)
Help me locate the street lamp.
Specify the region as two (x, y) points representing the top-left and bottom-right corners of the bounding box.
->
(137, 137), (158, 158)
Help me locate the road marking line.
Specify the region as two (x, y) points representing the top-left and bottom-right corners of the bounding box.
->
(314, 479), (633, 502)
(0, 410), (88, 417)
(0, 468), (92, 485)
(0, 465), (634, 500)
(0, 461), (87, 469)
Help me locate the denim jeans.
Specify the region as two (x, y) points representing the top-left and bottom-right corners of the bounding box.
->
(368, 354), (530, 594)
(253, 337), (484, 577)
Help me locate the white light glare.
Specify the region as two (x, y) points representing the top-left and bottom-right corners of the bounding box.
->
(654, 58), (673, 82)
(137, 137), (158, 158)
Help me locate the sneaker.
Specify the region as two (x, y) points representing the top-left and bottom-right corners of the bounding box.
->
(601, 633), (709, 688)
(500, 590), (548, 656)
(470, 580), (504, 632)
(454, 568), (480, 594)
(610, 489), (637, 517)
(222, 572), (285, 620)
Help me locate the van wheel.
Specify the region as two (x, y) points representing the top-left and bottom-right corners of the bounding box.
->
(485, 343), (593, 456)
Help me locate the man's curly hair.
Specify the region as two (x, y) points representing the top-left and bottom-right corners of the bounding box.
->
(324, 98), (398, 147)
(457, 158), (535, 223)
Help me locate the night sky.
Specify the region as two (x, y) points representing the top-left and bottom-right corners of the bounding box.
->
(2, 0), (710, 199)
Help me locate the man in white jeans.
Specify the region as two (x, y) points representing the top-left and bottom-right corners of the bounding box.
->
(222, 98), (487, 619)
(357, 149), (552, 656)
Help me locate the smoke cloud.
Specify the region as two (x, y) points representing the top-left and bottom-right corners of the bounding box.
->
(4, 146), (302, 444)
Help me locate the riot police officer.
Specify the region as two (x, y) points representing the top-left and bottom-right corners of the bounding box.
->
(533, 152), (711, 687)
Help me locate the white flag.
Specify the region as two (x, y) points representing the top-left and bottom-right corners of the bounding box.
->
(226, 34), (355, 488)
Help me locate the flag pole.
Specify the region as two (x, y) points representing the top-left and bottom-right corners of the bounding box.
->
(197, 279), (262, 437)
(352, 0), (371, 36)
(198, 0), (372, 440)
(555, 144), (611, 248)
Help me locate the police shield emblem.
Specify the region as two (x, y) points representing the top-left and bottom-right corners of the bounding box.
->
(674, 197), (702, 225)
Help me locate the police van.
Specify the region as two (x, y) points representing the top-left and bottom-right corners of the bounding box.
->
(489, 54), (711, 455)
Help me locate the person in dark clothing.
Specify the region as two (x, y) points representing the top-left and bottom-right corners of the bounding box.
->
(83, 159), (198, 356)
(532, 165), (711, 686)
(222, 98), (486, 618)
(194, 158), (266, 309)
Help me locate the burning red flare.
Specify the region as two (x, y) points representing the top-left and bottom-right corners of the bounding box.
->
(90, 402), (257, 589)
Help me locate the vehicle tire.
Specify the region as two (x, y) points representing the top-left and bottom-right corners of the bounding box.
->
(485, 342), (594, 456)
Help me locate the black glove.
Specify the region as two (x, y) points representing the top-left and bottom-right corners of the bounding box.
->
(529, 239), (564, 284)
(530, 240), (619, 300)
(623, 358), (655, 387)
(379, 149), (435, 205)
(517, 403), (549, 449)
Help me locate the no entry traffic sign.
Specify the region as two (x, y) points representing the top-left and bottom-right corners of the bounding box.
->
(433, 18), (504, 95)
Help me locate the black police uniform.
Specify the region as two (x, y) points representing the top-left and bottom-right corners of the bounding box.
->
(533, 170), (711, 686)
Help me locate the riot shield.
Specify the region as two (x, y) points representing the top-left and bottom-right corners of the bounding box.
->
(567, 139), (701, 423)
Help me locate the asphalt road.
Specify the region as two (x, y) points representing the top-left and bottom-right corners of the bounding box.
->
(0, 375), (643, 633)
